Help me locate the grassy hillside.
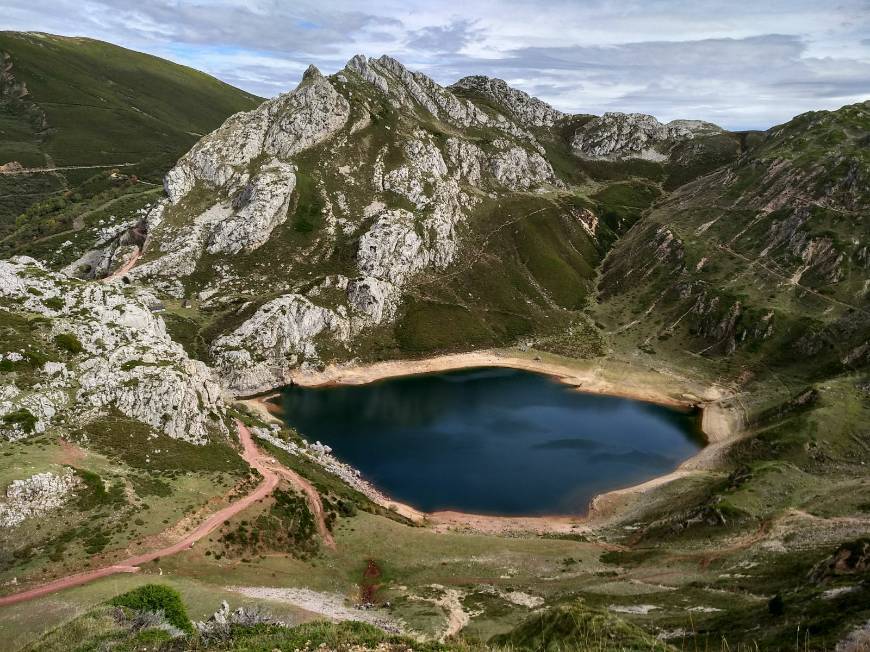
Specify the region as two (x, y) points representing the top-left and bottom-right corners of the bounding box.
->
(583, 102), (870, 649)
(595, 100), (870, 377)
(0, 31), (262, 256)
(0, 31), (261, 171)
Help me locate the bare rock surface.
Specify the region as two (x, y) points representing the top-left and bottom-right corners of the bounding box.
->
(573, 112), (722, 160)
(0, 257), (226, 443)
(450, 75), (565, 127)
(0, 470), (79, 527)
(211, 294), (351, 393)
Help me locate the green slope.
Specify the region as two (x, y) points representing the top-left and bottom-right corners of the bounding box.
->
(0, 31), (262, 170)
(0, 31), (262, 253)
(587, 102), (870, 650)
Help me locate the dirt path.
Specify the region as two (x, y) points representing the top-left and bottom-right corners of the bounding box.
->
(435, 588), (470, 642)
(0, 422), (280, 607)
(0, 163), (137, 175)
(408, 585), (470, 642)
(267, 463), (336, 549)
(103, 247), (142, 281)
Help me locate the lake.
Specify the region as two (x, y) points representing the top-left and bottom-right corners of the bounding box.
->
(278, 367), (704, 515)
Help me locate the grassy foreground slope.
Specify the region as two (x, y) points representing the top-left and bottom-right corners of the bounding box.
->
(0, 31), (261, 257)
(25, 583), (674, 652)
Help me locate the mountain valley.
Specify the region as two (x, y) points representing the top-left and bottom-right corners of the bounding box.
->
(0, 32), (868, 652)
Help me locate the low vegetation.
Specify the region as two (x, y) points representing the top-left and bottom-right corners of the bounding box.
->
(109, 584), (194, 634)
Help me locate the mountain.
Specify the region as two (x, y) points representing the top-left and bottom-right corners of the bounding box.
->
(1, 44), (869, 652)
(70, 55), (755, 395)
(0, 32), (262, 260)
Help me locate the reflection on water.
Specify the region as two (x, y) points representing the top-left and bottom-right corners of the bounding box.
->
(280, 367), (703, 516)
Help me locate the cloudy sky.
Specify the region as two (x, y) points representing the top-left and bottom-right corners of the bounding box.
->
(5, 0), (870, 129)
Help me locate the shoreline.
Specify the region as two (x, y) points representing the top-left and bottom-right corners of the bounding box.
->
(237, 349), (745, 532)
(282, 349), (713, 409)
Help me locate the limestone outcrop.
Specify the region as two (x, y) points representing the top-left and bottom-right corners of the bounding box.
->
(127, 66), (349, 288)
(62, 55), (580, 392)
(0, 470), (79, 527)
(164, 65), (348, 203)
(210, 294), (350, 393)
(572, 112), (722, 161)
(450, 75), (565, 127)
(0, 257), (226, 443)
(344, 55), (536, 142)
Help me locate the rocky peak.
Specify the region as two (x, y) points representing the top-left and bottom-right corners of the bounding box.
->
(344, 53), (389, 94)
(450, 75), (565, 127)
(572, 111), (723, 161)
(163, 68), (348, 203)
(99, 54), (560, 392)
(302, 64), (322, 81)
(342, 54), (535, 142)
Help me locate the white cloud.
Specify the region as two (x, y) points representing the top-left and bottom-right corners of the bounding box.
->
(3, 0), (869, 129)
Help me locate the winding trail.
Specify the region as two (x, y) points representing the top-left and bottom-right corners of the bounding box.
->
(0, 421), (286, 607)
(267, 463), (336, 549)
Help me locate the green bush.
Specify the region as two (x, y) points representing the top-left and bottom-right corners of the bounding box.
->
(43, 297), (63, 311)
(54, 332), (83, 354)
(2, 408), (37, 433)
(109, 584), (193, 633)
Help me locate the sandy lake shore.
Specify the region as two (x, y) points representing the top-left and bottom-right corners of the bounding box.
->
(238, 348), (746, 532)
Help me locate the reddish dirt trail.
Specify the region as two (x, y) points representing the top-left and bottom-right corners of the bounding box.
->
(103, 248), (142, 281)
(268, 464), (336, 550)
(0, 421), (280, 607)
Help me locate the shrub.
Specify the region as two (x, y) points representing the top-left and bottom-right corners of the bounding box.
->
(768, 594), (785, 616)
(120, 359), (146, 371)
(491, 600), (671, 651)
(109, 584), (193, 633)
(25, 349), (51, 367)
(73, 467), (125, 510)
(2, 408), (37, 433)
(54, 332), (83, 354)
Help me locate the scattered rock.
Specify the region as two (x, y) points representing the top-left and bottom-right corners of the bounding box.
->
(0, 470), (79, 527)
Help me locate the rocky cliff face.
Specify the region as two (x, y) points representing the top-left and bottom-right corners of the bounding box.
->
(0, 257), (227, 442)
(345, 55), (538, 142)
(449, 75), (565, 127)
(111, 54), (568, 391)
(572, 112), (722, 161)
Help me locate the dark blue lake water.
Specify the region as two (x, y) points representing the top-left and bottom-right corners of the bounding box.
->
(278, 367), (703, 515)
